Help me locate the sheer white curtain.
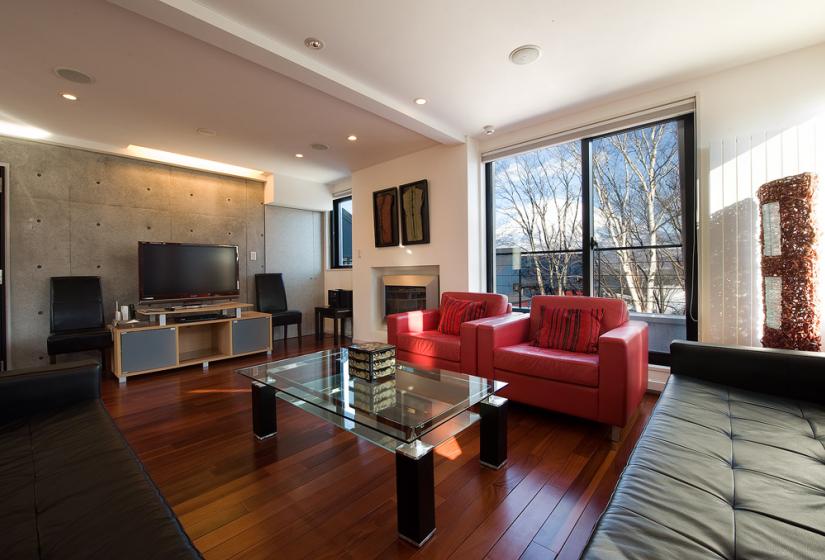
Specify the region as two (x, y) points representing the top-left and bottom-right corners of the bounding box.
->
(702, 115), (825, 347)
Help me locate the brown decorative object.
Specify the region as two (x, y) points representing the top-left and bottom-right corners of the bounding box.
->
(373, 187), (399, 247)
(400, 180), (430, 245)
(757, 172), (821, 351)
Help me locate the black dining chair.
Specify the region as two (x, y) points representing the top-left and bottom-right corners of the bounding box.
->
(47, 276), (112, 368)
(255, 273), (302, 343)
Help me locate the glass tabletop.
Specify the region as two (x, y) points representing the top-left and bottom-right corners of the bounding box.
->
(235, 349), (506, 450)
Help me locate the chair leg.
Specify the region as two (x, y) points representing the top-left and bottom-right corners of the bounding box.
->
(297, 322), (302, 346)
(49, 354), (57, 365)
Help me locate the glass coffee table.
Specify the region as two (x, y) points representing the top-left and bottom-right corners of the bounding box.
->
(235, 348), (508, 547)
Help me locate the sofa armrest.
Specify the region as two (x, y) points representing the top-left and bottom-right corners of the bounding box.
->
(386, 309), (440, 345)
(597, 321), (648, 427)
(671, 340), (825, 404)
(476, 313), (531, 378)
(0, 359), (101, 422)
(459, 313), (514, 374)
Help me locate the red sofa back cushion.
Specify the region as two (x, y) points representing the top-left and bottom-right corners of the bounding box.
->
(534, 307), (604, 354)
(528, 296), (629, 340)
(438, 297), (486, 335)
(440, 292), (509, 318)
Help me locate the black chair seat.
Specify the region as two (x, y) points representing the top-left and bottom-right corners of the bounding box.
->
(270, 310), (302, 326)
(47, 328), (112, 356)
(256, 273), (303, 343)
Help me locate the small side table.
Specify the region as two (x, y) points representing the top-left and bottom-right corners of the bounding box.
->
(315, 307), (353, 344)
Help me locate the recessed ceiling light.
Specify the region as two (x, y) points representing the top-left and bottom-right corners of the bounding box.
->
(311, 143), (329, 151)
(509, 44), (542, 65)
(414, 98), (427, 105)
(54, 67), (95, 84)
(196, 128), (216, 136)
(304, 37), (324, 50)
(295, 153), (304, 158)
(483, 125), (495, 135)
(347, 135), (357, 142)
(61, 93), (78, 101)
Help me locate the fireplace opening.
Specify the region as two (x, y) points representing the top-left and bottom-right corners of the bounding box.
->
(385, 285), (427, 316)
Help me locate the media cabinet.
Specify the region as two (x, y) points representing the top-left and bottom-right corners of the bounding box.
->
(110, 303), (272, 383)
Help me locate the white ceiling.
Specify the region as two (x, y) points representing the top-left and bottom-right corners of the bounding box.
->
(4, 0), (825, 183)
(0, 0), (435, 183)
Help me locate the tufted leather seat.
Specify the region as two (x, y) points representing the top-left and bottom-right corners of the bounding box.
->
(583, 341), (825, 559)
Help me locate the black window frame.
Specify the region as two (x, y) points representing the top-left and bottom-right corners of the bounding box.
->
(485, 113), (698, 366)
(330, 195), (353, 269)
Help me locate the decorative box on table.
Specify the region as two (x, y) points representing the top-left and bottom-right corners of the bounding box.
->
(348, 342), (396, 381)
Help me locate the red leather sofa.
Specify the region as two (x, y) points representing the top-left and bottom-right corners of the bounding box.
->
(477, 295), (648, 434)
(387, 292), (511, 374)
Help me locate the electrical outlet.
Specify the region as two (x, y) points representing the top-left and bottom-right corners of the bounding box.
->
(250, 251), (257, 261)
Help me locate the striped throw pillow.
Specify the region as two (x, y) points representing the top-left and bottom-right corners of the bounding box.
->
(437, 297), (487, 336)
(534, 307), (604, 354)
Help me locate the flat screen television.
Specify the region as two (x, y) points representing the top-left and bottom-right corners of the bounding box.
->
(139, 242), (240, 302)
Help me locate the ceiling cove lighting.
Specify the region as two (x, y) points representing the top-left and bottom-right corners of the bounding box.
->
(126, 145), (264, 179)
(61, 93), (78, 101)
(414, 98), (427, 105)
(0, 121), (52, 140)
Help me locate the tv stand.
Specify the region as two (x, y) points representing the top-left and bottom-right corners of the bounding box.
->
(110, 304), (272, 383)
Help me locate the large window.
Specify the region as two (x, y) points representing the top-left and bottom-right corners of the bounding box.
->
(487, 115), (697, 364)
(330, 196), (352, 268)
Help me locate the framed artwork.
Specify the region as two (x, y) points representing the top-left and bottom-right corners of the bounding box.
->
(373, 187), (399, 247)
(399, 180), (430, 245)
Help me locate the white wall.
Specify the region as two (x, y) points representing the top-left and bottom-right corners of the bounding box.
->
(351, 142), (481, 341)
(265, 173), (333, 212)
(481, 41), (825, 348)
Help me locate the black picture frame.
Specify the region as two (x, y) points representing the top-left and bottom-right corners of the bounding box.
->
(373, 187), (399, 247)
(399, 180), (430, 245)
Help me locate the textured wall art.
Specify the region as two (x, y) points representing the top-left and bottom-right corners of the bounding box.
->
(757, 172), (821, 351)
(372, 187), (399, 247)
(399, 179), (430, 245)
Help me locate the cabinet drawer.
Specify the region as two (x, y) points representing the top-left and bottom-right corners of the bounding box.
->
(120, 328), (177, 373)
(232, 317), (270, 355)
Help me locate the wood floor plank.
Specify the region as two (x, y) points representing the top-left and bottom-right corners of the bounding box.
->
(100, 335), (657, 559)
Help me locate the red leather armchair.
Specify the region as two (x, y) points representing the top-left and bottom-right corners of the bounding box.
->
(387, 292), (511, 374)
(477, 296), (648, 433)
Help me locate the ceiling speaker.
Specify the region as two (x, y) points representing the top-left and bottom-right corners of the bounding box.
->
(54, 67), (95, 84)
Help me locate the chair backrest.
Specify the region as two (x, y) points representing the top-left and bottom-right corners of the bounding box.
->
(440, 292), (510, 318)
(50, 276), (104, 332)
(256, 273), (288, 313)
(528, 295), (629, 339)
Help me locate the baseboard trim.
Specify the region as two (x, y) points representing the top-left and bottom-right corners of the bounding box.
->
(647, 364), (670, 393)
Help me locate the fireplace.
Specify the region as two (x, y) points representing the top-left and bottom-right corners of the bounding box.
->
(385, 285), (427, 315)
(382, 274), (439, 318)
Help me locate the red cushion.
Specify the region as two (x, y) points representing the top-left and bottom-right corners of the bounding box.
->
(534, 307), (604, 354)
(396, 330), (461, 362)
(529, 296), (628, 340)
(440, 291), (509, 318)
(437, 297), (486, 336)
(494, 343), (599, 387)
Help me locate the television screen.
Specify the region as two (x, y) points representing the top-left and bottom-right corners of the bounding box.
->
(139, 242), (239, 301)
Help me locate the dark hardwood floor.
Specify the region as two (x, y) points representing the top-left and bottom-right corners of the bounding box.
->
(101, 335), (657, 560)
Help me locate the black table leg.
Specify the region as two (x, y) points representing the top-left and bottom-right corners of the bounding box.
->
(334, 316), (339, 345)
(251, 381), (277, 440)
(396, 441), (436, 547)
(480, 395), (508, 469)
(315, 310), (321, 341)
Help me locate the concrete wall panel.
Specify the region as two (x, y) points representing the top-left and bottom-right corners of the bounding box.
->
(1, 136), (268, 368)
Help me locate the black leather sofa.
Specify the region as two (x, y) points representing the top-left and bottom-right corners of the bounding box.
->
(0, 360), (200, 559)
(583, 341), (825, 559)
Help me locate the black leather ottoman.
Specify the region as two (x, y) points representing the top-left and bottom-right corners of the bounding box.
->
(583, 341), (825, 560)
(0, 360), (201, 559)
